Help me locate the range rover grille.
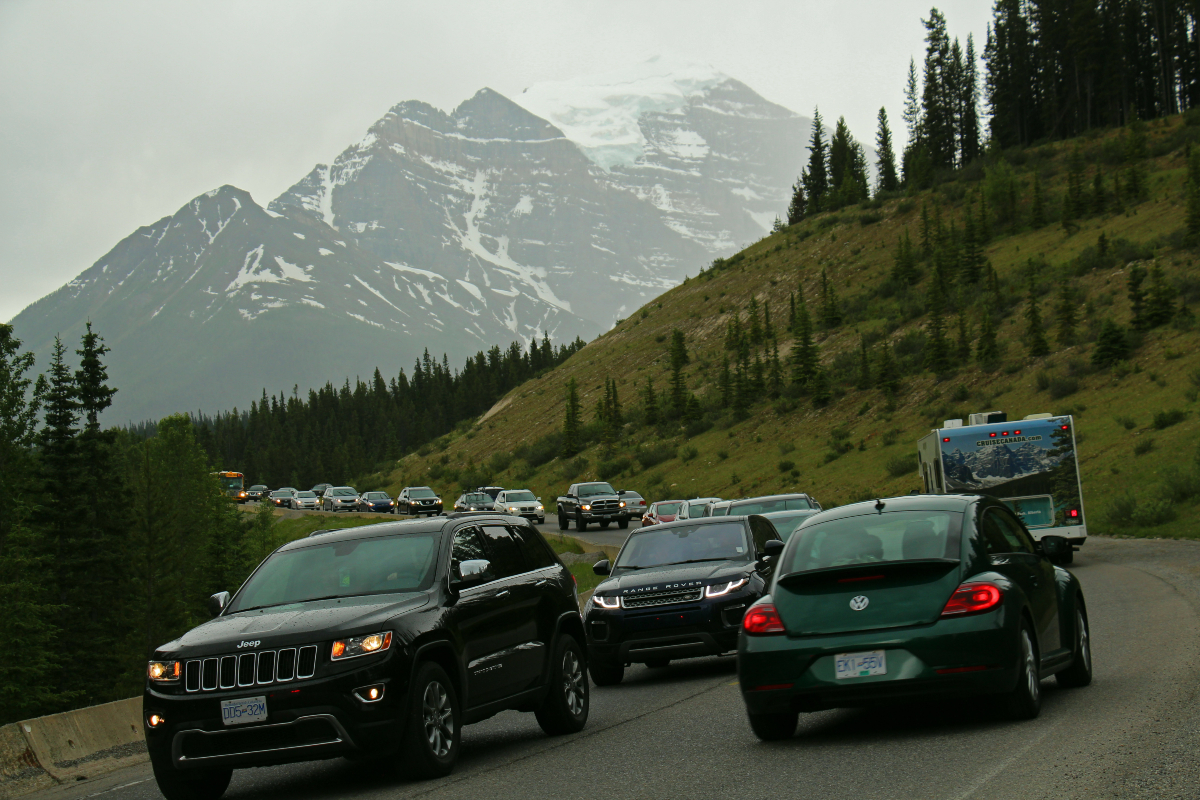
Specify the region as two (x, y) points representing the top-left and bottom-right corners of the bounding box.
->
(621, 588), (704, 609)
(184, 645), (319, 693)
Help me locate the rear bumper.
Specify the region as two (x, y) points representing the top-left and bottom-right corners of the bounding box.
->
(738, 612), (1018, 714)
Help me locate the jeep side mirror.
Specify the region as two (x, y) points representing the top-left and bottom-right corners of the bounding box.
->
(208, 591), (230, 617)
(593, 559), (611, 576)
(451, 559), (492, 588)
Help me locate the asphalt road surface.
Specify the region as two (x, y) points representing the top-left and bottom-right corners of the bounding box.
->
(36, 536), (1200, 800)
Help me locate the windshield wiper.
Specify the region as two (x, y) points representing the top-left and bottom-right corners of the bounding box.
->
(232, 595), (346, 614)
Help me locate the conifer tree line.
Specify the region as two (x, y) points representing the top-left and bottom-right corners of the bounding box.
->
(129, 334), (586, 489)
(788, 2), (1200, 221)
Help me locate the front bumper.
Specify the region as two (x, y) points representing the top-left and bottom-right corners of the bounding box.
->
(585, 592), (753, 665)
(738, 611), (1018, 714)
(363, 504), (394, 512)
(144, 655), (406, 770)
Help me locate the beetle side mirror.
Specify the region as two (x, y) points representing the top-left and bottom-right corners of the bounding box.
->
(593, 559), (611, 576)
(208, 591), (230, 617)
(451, 559), (492, 589)
(1040, 535), (1070, 562)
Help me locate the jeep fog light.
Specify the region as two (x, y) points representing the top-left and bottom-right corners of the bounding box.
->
(146, 713), (166, 728)
(354, 684), (386, 703)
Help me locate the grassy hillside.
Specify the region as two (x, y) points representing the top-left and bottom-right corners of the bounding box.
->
(358, 115), (1200, 540)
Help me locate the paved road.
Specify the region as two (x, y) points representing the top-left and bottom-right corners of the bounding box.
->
(38, 537), (1200, 800)
(533, 518), (639, 552)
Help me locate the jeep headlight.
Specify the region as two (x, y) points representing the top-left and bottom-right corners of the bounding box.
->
(331, 631), (393, 660)
(147, 661), (182, 682)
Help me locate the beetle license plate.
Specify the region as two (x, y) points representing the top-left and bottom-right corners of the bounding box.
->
(835, 650), (887, 679)
(220, 696), (267, 726)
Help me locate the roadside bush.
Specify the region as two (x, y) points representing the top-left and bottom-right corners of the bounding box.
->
(515, 431), (563, 468)
(881, 428), (902, 447)
(680, 446), (699, 464)
(597, 456), (631, 481)
(1134, 438), (1155, 455)
(886, 456), (916, 477)
(684, 418), (713, 438)
(778, 442), (796, 455)
(636, 443), (677, 470)
(1105, 492), (1139, 526)
(1153, 409), (1189, 430)
(1161, 468), (1200, 504)
(778, 460), (795, 473)
(859, 212), (883, 226)
(716, 449), (729, 461)
(488, 451), (513, 473)
(1115, 415), (1137, 430)
(1133, 498), (1178, 527)
(1048, 376), (1080, 400)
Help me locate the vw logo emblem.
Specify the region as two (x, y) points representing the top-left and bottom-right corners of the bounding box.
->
(849, 595), (869, 611)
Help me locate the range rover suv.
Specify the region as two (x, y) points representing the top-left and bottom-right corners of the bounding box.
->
(584, 515), (782, 685)
(143, 515), (588, 799)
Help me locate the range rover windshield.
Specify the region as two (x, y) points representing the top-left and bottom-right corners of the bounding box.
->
(228, 533), (440, 612)
(615, 523), (750, 570)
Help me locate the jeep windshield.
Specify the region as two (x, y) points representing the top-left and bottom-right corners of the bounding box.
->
(615, 523), (751, 570)
(228, 533), (440, 612)
(578, 483), (616, 498)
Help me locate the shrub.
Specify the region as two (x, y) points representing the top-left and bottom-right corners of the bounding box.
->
(636, 443), (677, 469)
(1134, 438), (1155, 455)
(859, 212), (883, 226)
(778, 442), (796, 455)
(886, 456), (916, 477)
(1115, 416), (1137, 430)
(515, 431), (564, 468)
(1153, 409), (1189, 430)
(1048, 376), (1080, 400)
(1132, 498), (1177, 527)
(778, 460), (796, 473)
(830, 425), (852, 442)
(1035, 371), (1052, 391)
(716, 449), (729, 460)
(488, 451), (513, 473)
(881, 428), (902, 447)
(951, 385), (970, 402)
(1161, 468), (1200, 504)
(680, 446), (699, 463)
(823, 451), (843, 465)
(684, 418), (713, 438)
(597, 456), (631, 481)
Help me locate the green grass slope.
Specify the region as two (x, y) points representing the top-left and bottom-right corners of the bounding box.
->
(360, 116), (1200, 540)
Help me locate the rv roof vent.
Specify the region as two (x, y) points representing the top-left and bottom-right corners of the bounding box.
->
(944, 419), (963, 428)
(968, 411), (1007, 426)
(1023, 412), (1054, 420)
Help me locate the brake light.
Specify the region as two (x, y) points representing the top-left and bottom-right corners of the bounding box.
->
(941, 582), (1003, 617)
(989, 432), (997, 437)
(742, 604), (785, 635)
(943, 437), (950, 442)
(1068, 508), (1080, 518)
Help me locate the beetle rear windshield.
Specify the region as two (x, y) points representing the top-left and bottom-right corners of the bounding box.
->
(783, 511), (962, 574)
(615, 523), (750, 569)
(229, 533), (440, 612)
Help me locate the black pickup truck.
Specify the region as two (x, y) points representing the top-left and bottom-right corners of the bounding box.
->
(556, 481), (630, 531)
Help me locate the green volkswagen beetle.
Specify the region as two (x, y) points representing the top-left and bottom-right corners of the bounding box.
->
(738, 494), (1091, 740)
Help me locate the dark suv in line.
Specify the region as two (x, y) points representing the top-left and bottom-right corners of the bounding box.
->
(143, 515), (589, 799)
(584, 515), (782, 685)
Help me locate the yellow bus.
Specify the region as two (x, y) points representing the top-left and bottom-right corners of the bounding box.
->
(213, 471), (248, 503)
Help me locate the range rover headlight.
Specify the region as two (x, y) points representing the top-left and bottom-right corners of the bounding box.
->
(331, 631), (393, 660)
(592, 595), (620, 609)
(147, 661), (182, 682)
(705, 578), (749, 598)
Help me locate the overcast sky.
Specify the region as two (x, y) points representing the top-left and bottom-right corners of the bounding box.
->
(0, 0), (992, 324)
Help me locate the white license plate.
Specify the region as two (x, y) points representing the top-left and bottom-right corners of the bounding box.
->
(220, 696), (268, 726)
(835, 650), (887, 679)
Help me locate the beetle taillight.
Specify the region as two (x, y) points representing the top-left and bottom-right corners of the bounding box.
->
(941, 582), (1003, 617)
(742, 604), (785, 636)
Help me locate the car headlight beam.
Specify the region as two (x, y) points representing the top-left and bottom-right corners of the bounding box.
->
(705, 578), (749, 598)
(592, 595), (620, 609)
(147, 661), (182, 682)
(331, 631), (394, 660)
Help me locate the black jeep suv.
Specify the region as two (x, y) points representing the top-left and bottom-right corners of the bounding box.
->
(143, 515), (588, 799)
(584, 515), (782, 685)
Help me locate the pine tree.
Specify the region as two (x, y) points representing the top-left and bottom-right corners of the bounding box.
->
(810, 365), (832, 408)
(752, 352), (766, 394)
(763, 301), (774, 341)
(767, 339), (783, 398)
(1127, 265), (1148, 330)
(1066, 145), (1086, 219)
(786, 178), (806, 226)
(976, 307), (999, 363)
(924, 284), (952, 373)
(902, 57), (922, 142)
(1187, 149), (1200, 245)
(875, 342), (901, 396)
(1091, 170), (1107, 216)
(955, 309), (972, 361)
(788, 292), (797, 332)
(960, 34), (981, 164)
(960, 206), (983, 283)
(561, 378), (581, 457)
(789, 293), (818, 387)
(1031, 173), (1046, 228)
(1091, 319), (1130, 368)
(1124, 118), (1148, 202)
(1025, 274), (1050, 358)
(819, 268), (842, 328)
(1144, 266), (1177, 328)
(892, 229), (919, 285)
(669, 328), (689, 417)
(856, 336), (871, 390)
(724, 314), (743, 351)
(771, 215), (784, 234)
(921, 9), (955, 170)
(747, 298), (763, 345)
(642, 378), (659, 425)
(1054, 282), (1078, 345)
(875, 107), (899, 194)
(718, 359), (732, 409)
(801, 108), (829, 213)
(920, 203), (932, 256)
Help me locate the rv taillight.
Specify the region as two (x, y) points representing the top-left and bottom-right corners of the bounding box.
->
(989, 432), (997, 437)
(1061, 424), (1070, 430)
(1014, 429), (1021, 435)
(943, 437), (951, 442)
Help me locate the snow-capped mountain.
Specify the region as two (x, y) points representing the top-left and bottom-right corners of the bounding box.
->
(12, 62), (814, 422)
(943, 443), (1062, 489)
